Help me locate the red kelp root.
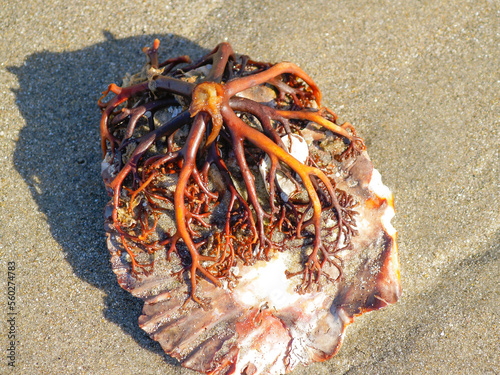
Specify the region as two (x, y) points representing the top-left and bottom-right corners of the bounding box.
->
(99, 40), (365, 304)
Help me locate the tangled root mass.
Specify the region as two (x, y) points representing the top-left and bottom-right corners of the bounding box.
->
(99, 40), (366, 304)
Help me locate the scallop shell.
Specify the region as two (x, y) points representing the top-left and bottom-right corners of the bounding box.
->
(258, 134), (309, 202)
(103, 152), (399, 375)
(100, 42), (401, 375)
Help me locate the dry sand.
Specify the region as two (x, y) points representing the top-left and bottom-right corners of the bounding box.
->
(0, 0), (498, 374)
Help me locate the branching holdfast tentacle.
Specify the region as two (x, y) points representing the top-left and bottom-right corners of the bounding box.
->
(99, 39), (366, 304)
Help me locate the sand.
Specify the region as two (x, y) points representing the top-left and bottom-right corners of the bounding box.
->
(0, 0), (498, 374)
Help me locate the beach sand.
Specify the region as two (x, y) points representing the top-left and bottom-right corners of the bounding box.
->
(0, 0), (498, 374)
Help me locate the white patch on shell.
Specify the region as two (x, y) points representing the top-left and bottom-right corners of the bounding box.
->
(167, 105), (182, 117)
(101, 160), (111, 175)
(259, 134), (309, 202)
(232, 253), (300, 310)
(184, 64), (212, 78)
(369, 168), (396, 237)
(235, 85), (277, 103)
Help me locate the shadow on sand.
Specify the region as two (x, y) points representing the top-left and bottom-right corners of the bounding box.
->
(9, 31), (209, 365)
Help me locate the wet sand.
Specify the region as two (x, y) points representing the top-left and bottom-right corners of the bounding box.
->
(0, 1), (498, 374)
